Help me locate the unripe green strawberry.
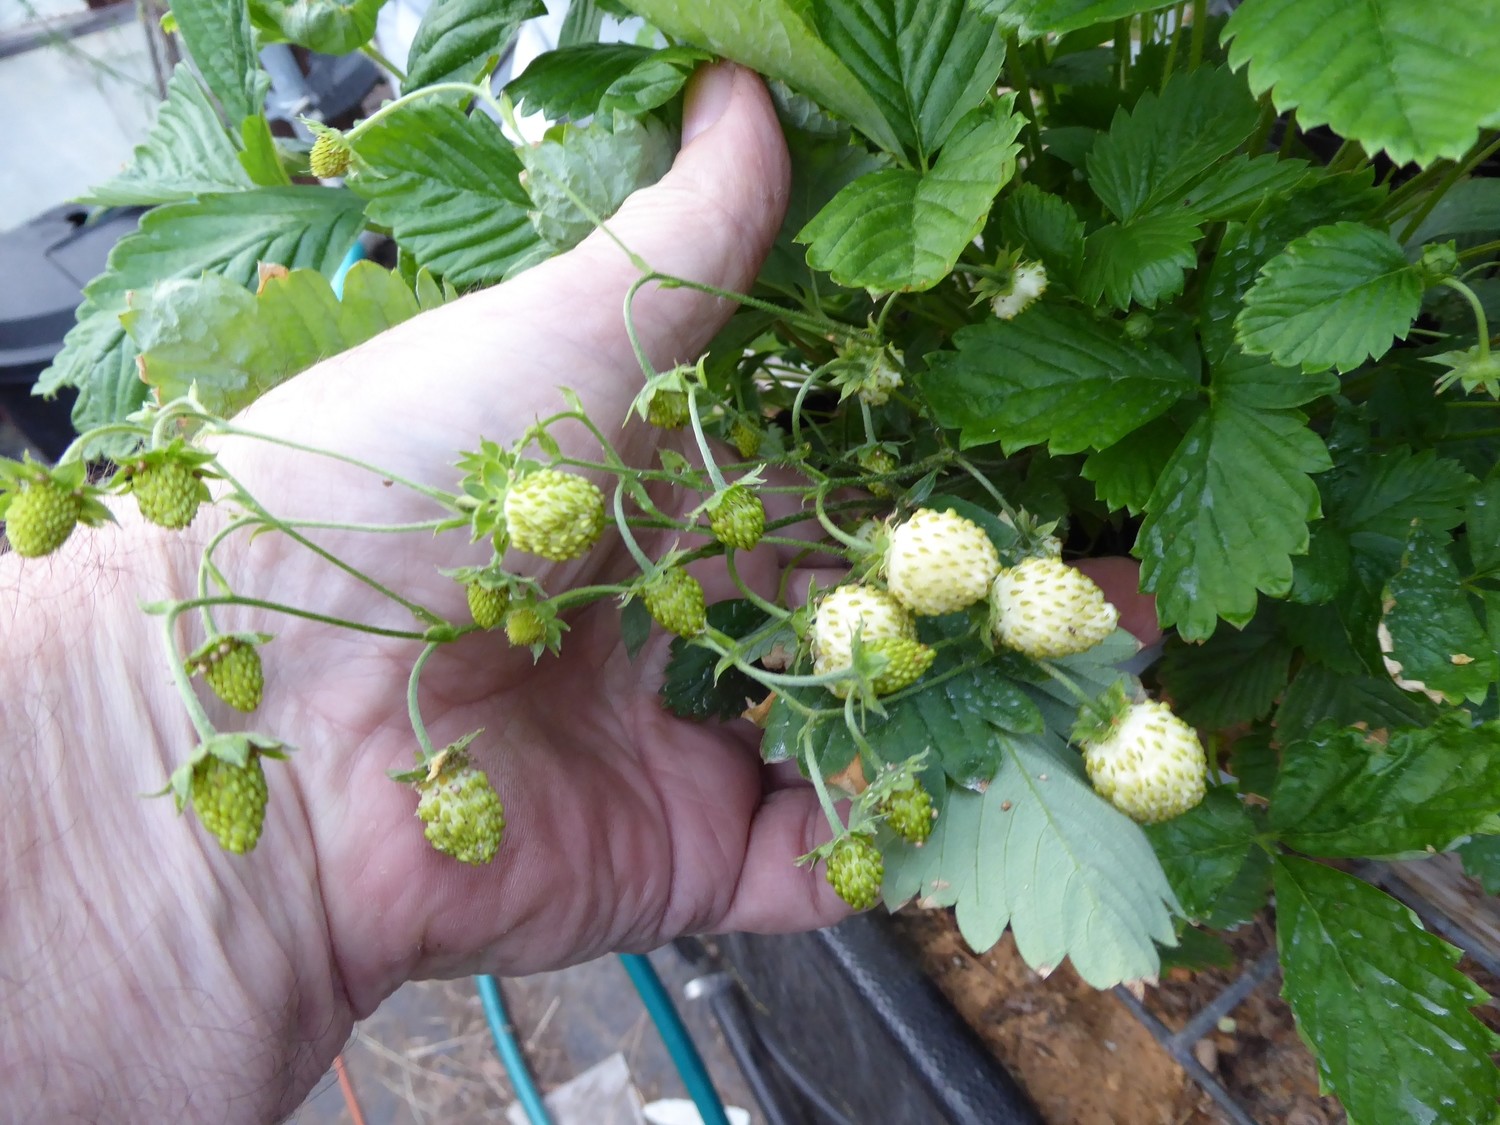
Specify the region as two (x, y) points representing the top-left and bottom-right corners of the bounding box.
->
(129, 458), (204, 529)
(990, 556), (1119, 659)
(4, 475), (80, 557)
(856, 446), (898, 498)
(197, 637), (264, 712)
(865, 636), (935, 696)
(729, 418), (762, 459)
(192, 751), (269, 854)
(826, 832), (883, 910)
(417, 751), (505, 865)
(467, 581), (509, 630)
(503, 469), (606, 561)
(309, 129), (352, 177)
(646, 388), (689, 429)
(644, 567), (707, 637)
(1081, 700), (1207, 825)
(812, 585), (916, 693)
(881, 782), (935, 845)
(505, 604), (547, 646)
(707, 485), (765, 551)
(884, 508), (1000, 616)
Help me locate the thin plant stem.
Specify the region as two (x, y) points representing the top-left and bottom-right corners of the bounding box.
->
(612, 479), (656, 574)
(361, 43), (407, 83)
(725, 552), (789, 620)
(165, 595), (436, 640)
(407, 643), (441, 758)
(1188, 0), (1207, 70)
(1441, 277), (1492, 362)
(162, 609), (218, 741)
(685, 386), (728, 492)
(804, 734), (846, 836)
(1399, 134), (1500, 244)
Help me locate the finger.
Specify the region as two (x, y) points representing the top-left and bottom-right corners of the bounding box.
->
(1073, 556), (1160, 646)
(712, 786), (854, 933)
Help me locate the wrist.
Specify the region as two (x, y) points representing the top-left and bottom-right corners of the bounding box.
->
(0, 518), (351, 1121)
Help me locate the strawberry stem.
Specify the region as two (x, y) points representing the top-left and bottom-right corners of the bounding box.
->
(407, 642), (441, 760)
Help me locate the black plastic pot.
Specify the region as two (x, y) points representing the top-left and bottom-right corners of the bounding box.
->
(679, 914), (1042, 1125)
(0, 205), (143, 460)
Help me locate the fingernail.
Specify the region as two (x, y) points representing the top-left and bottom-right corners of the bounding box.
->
(682, 61), (737, 144)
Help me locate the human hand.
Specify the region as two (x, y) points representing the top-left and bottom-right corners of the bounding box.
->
(1, 62), (1161, 1122)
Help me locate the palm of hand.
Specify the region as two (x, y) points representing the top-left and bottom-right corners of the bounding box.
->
(199, 66), (846, 1012)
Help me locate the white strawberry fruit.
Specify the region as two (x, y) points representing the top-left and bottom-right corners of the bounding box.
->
(884, 508), (1000, 616)
(1080, 700), (1207, 824)
(811, 585), (917, 695)
(990, 556), (1119, 659)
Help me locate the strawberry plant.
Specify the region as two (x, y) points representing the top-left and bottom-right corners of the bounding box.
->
(11, 0), (1500, 1119)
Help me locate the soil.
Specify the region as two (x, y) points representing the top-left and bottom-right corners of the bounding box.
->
(889, 907), (1346, 1125)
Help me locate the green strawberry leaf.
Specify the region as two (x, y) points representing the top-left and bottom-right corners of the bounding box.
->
(1322, 447), (1475, 567)
(519, 113), (677, 252)
(974, 0), (1176, 37)
(885, 726), (1179, 988)
(1078, 210), (1203, 310)
(808, 0), (1007, 165)
(598, 45), (711, 116)
(36, 187), (364, 448)
(1466, 466), (1500, 577)
(1456, 835), (1500, 895)
(1144, 787), (1259, 923)
(1276, 662), (1440, 743)
(1170, 154), (1311, 222)
(797, 96), (1024, 292)
(1224, 0), (1500, 166)
(1085, 65), (1260, 223)
(1272, 716), (1500, 859)
(1236, 222), (1426, 374)
(249, 0), (386, 56)
(1273, 857), (1500, 1123)
(76, 65), (253, 206)
(1227, 728), (1279, 801)
(923, 304), (1197, 454)
(761, 636), (1045, 787)
(1137, 350), (1334, 640)
(1080, 415), (1183, 516)
(507, 43), (655, 119)
(761, 126), (891, 294)
(1406, 178), (1500, 247)
(169, 0), (265, 123)
(660, 600), (772, 721)
(1202, 169), (1386, 364)
(127, 261), (451, 416)
(1157, 610), (1294, 730)
(404, 0), (544, 91)
(1380, 528), (1497, 706)
(1203, 843), (1273, 931)
(349, 100), (540, 286)
(997, 183), (1085, 294)
(613, 0), (904, 154)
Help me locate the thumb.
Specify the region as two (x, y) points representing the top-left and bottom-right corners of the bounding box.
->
(459, 60), (792, 387)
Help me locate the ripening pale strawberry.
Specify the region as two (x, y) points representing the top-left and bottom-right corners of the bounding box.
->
(811, 585), (916, 686)
(192, 751), (269, 854)
(644, 567), (707, 637)
(826, 832), (883, 910)
(416, 750), (505, 865)
(503, 469), (606, 561)
(884, 508), (1000, 616)
(707, 484), (765, 551)
(990, 556), (1119, 659)
(1081, 700), (1207, 825)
